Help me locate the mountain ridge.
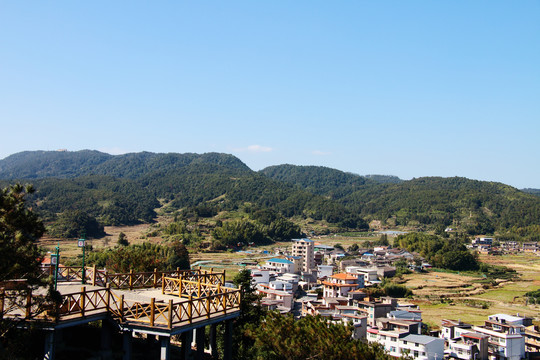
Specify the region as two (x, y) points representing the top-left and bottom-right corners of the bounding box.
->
(1, 150), (539, 238)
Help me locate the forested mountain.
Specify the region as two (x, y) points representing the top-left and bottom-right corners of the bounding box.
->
(0, 151), (367, 236)
(523, 188), (540, 197)
(364, 174), (403, 184)
(1, 151), (539, 239)
(261, 164), (540, 238)
(0, 150), (250, 179)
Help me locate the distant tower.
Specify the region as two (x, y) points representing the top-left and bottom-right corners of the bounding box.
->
(291, 238), (315, 273)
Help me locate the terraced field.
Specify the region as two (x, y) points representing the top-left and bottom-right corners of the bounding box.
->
(403, 253), (540, 329)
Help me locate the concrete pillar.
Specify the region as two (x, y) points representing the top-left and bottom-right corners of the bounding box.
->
(180, 330), (193, 360)
(147, 334), (157, 344)
(122, 330), (133, 360)
(209, 324), (218, 358)
(224, 321), (233, 360)
(159, 336), (170, 360)
(194, 326), (205, 360)
(100, 320), (114, 360)
(43, 330), (55, 360)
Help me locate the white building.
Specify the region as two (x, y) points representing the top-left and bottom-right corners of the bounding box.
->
(263, 258), (295, 274)
(250, 269), (270, 284)
(345, 266), (379, 284)
(472, 314), (526, 360)
(317, 265), (334, 279)
(367, 330), (444, 360)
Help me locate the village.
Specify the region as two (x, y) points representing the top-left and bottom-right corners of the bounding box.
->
(241, 238), (540, 360)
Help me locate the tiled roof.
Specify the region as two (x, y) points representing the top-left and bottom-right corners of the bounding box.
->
(332, 273), (358, 280)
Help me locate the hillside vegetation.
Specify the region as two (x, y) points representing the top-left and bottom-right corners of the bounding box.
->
(1, 151), (539, 240)
(261, 165), (540, 239)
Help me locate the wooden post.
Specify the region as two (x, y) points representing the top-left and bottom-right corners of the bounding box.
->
(222, 292), (227, 315)
(188, 296), (192, 323)
(168, 300), (173, 329)
(177, 267), (180, 279)
(80, 286), (86, 317)
(150, 298), (155, 326)
(239, 285), (243, 309)
(223, 270), (226, 284)
(179, 276), (183, 297)
(0, 289), (4, 320)
(153, 268), (158, 288)
(206, 296), (211, 319)
(120, 294), (125, 321)
(92, 265), (97, 286)
(197, 278), (201, 298)
(25, 290), (32, 319)
(105, 283), (111, 311)
(161, 275), (165, 295)
(129, 270), (134, 290)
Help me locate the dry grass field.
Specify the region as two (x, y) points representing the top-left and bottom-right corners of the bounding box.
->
(402, 253), (540, 329)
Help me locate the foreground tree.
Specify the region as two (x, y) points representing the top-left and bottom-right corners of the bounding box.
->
(0, 184), (45, 283)
(245, 312), (394, 360)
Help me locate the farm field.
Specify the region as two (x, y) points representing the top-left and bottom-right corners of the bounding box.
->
(403, 253), (540, 329)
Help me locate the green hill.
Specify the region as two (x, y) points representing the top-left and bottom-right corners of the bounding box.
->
(1, 151), (539, 239)
(0, 151), (367, 236)
(260, 164), (540, 238)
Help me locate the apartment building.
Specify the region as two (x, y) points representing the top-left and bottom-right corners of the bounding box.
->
(472, 314), (528, 360)
(291, 238), (315, 273)
(367, 330), (444, 359)
(322, 273), (362, 298)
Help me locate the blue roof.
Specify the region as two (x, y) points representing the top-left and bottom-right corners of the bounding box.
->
(268, 258), (293, 264)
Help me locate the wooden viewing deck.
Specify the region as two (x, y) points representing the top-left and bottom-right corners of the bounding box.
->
(0, 267), (242, 360)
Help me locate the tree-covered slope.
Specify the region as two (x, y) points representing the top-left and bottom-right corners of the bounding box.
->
(260, 164), (381, 198)
(0, 150), (113, 179)
(0, 151), (368, 234)
(260, 164), (540, 235)
(0, 150), (250, 179)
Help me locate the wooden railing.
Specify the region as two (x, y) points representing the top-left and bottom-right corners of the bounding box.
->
(37, 266), (224, 290)
(0, 286), (122, 321)
(118, 288), (242, 329)
(162, 277), (233, 298)
(1, 269), (240, 329)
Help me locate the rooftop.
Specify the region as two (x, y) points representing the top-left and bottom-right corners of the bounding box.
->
(401, 334), (441, 345)
(267, 258), (293, 264)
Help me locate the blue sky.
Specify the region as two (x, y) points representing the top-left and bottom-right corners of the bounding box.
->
(1, 1), (539, 188)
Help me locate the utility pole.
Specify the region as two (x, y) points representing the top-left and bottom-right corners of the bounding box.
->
(78, 233), (86, 284)
(52, 243), (60, 291)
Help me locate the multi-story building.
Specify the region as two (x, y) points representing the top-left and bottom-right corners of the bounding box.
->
(263, 258), (295, 274)
(356, 297), (397, 326)
(367, 330), (444, 359)
(291, 238), (315, 273)
(446, 332), (489, 360)
(473, 314), (527, 360)
(440, 319), (473, 341)
(524, 324), (540, 353)
(322, 273), (362, 298)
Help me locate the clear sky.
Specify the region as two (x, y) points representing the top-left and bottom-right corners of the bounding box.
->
(1, 1), (539, 188)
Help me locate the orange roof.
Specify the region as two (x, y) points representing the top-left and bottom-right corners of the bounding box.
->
(331, 273), (358, 281)
(322, 281), (359, 287)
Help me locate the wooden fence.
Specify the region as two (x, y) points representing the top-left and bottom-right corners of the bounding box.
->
(0, 285), (241, 329)
(1, 268), (240, 329)
(37, 266), (225, 290)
